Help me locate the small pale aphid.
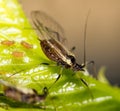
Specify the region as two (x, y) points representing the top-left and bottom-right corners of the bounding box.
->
(12, 51), (24, 58)
(21, 41), (33, 49)
(1, 40), (15, 46)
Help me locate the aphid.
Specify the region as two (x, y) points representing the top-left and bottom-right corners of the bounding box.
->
(31, 11), (85, 70)
(0, 79), (48, 104)
(31, 11), (88, 74)
(31, 11), (93, 97)
(12, 51), (24, 58)
(21, 41), (33, 49)
(1, 40), (15, 46)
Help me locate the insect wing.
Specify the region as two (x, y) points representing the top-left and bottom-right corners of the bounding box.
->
(31, 11), (75, 63)
(31, 10), (66, 43)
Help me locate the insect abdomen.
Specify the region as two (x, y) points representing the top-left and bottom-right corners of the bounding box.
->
(40, 40), (62, 62)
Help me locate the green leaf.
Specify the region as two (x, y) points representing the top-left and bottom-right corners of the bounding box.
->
(0, 0), (120, 111)
(97, 67), (110, 84)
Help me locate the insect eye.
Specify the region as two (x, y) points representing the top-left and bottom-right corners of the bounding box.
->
(67, 55), (76, 64)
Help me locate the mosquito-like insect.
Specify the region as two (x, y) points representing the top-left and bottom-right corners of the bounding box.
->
(0, 79), (48, 104)
(31, 10), (93, 97)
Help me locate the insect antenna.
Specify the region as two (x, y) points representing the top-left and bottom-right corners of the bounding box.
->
(80, 10), (94, 99)
(83, 10), (97, 78)
(83, 10), (91, 68)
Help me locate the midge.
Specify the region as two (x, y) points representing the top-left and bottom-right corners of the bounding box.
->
(0, 79), (48, 104)
(31, 11), (93, 95)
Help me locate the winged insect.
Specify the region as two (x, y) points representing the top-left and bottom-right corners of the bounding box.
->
(31, 11), (86, 71)
(31, 10), (94, 98)
(0, 79), (48, 104)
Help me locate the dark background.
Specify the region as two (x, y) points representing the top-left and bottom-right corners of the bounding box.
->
(19, 0), (120, 85)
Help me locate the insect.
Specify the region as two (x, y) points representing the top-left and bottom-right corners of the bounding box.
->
(31, 10), (94, 96)
(21, 41), (33, 49)
(12, 51), (24, 58)
(31, 11), (86, 70)
(1, 40), (15, 46)
(0, 79), (48, 104)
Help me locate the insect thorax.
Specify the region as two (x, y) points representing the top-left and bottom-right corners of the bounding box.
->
(40, 39), (84, 71)
(40, 39), (73, 66)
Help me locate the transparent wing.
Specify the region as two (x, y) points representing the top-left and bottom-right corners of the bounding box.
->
(31, 10), (66, 43)
(31, 10), (75, 59)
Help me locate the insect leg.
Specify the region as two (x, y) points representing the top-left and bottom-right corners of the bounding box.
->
(80, 78), (93, 99)
(70, 46), (76, 52)
(55, 67), (63, 83)
(39, 63), (63, 88)
(49, 68), (63, 89)
(86, 60), (97, 78)
(41, 63), (50, 65)
(8, 63), (50, 78)
(42, 87), (48, 97)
